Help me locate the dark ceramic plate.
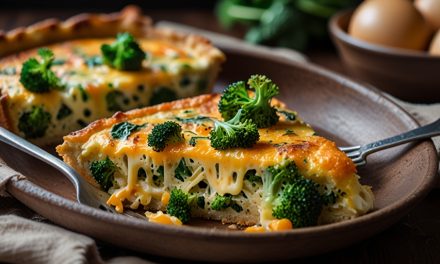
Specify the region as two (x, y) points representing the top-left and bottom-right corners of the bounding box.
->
(2, 45), (438, 262)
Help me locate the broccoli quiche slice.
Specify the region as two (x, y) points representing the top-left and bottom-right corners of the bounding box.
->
(57, 94), (374, 230)
(0, 6), (225, 145)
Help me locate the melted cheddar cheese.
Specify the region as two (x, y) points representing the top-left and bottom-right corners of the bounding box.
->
(0, 38), (224, 145)
(57, 94), (374, 228)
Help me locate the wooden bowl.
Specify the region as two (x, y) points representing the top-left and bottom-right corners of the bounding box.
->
(329, 10), (440, 103)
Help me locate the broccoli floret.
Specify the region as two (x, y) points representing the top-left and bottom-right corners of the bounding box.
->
(89, 157), (116, 191)
(218, 75), (279, 128)
(272, 178), (323, 228)
(210, 194), (233, 211)
(167, 188), (192, 223)
(19, 48), (63, 93)
(209, 110), (260, 150)
(101, 32), (145, 71)
(166, 189), (203, 223)
(148, 121), (184, 152)
(18, 106), (51, 139)
(262, 160), (325, 228)
(210, 193), (243, 212)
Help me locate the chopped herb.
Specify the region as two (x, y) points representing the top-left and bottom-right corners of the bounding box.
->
(244, 169), (262, 185)
(137, 168), (147, 181)
(283, 129), (296, 136)
(181, 63), (191, 70)
(56, 103), (72, 120)
(83, 108), (91, 118)
(52, 59), (66, 65)
(153, 166), (164, 186)
(149, 87), (177, 105)
(175, 116), (210, 124)
(231, 203), (243, 213)
(106, 90), (125, 111)
(277, 109), (296, 121)
(77, 119), (88, 128)
(189, 136), (209, 147)
(197, 79), (208, 92)
(198, 181), (208, 189)
(85, 56), (103, 68)
(111, 121), (146, 140)
(196, 196), (205, 209)
(179, 76), (191, 87)
(77, 86), (89, 102)
(0, 67), (16, 75)
(159, 65), (168, 72)
(174, 159), (192, 182)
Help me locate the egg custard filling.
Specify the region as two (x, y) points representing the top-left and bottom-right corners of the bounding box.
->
(57, 92), (374, 230)
(0, 36), (224, 145)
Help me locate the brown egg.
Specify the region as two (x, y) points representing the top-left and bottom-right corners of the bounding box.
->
(429, 30), (440, 56)
(348, 0), (432, 51)
(415, 0), (440, 30)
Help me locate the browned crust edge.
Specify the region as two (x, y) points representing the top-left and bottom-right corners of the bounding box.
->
(0, 5), (225, 61)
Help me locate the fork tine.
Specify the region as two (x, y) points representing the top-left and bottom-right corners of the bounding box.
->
(339, 146), (361, 153)
(345, 151), (361, 158)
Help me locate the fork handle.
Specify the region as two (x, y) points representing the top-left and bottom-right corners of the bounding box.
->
(359, 118), (440, 158)
(0, 127), (82, 190)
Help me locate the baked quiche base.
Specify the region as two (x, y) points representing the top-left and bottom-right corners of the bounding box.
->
(57, 94), (374, 228)
(0, 6), (225, 145)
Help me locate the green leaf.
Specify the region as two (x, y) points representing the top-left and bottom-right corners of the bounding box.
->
(110, 121), (146, 140)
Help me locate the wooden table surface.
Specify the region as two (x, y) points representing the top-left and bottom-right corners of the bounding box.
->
(1, 7), (439, 264)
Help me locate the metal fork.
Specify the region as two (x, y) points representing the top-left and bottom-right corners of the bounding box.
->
(0, 127), (144, 219)
(339, 118), (440, 166)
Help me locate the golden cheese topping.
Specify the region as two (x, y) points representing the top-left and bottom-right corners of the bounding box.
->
(0, 38), (223, 144)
